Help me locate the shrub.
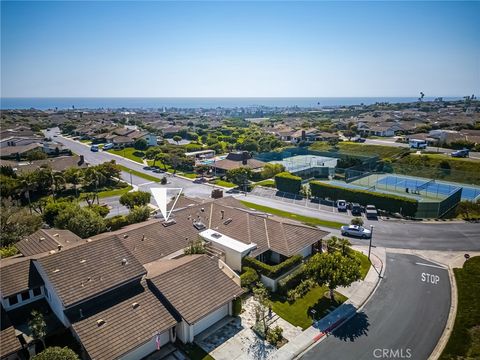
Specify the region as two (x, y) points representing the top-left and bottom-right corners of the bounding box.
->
(287, 278), (315, 302)
(126, 206), (151, 223)
(120, 191), (151, 209)
(161, 176), (167, 185)
(32, 346), (79, 360)
(243, 255), (302, 279)
(240, 267), (259, 289)
(55, 207), (106, 238)
(134, 138), (148, 150)
(105, 215), (130, 231)
(232, 297), (242, 316)
(0, 245), (19, 258)
(89, 204), (110, 218)
(275, 172), (302, 194)
(266, 326), (284, 346)
(310, 181), (418, 217)
(351, 217), (364, 226)
(278, 265), (309, 294)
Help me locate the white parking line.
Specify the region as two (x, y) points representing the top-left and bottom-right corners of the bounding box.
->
(415, 262), (447, 270)
(138, 181), (156, 187)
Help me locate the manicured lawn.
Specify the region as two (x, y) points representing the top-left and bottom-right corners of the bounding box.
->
(255, 179), (276, 187)
(271, 285), (347, 330)
(96, 185), (133, 198)
(240, 201), (346, 229)
(213, 179), (237, 188)
(350, 250), (371, 280)
(107, 147), (145, 163)
(117, 165), (161, 182)
(440, 256), (480, 360)
(178, 172), (197, 179)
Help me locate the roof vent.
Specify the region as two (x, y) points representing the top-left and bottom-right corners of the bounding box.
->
(53, 233), (59, 237)
(123, 234), (129, 239)
(132, 302), (140, 309)
(162, 219), (176, 227)
(121, 258), (128, 265)
(223, 218), (232, 225)
(193, 221), (206, 230)
(49, 250), (56, 255)
(80, 259), (86, 264)
(97, 319), (106, 327)
(53, 268), (60, 273)
(201, 207), (205, 212)
(39, 237), (45, 242)
(57, 244), (62, 251)
(86, 239), (92, 242)
(211, 233), (222, 239)
(142, 234), (146, 241)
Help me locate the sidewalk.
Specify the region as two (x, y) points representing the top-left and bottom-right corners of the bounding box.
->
(272, 246), (386, 360)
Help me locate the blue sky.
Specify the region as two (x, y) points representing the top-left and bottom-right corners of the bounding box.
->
(1, 1), (479, 97)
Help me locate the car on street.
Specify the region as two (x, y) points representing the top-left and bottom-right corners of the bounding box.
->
(103, 143), (114, 150)
(152, 168), (163, 173)
(143, 166), (153, 171)
(352, 137), (366, 143)
(351, 203), (362, 216)
(90, 145), (99, 152)
(341, 224), (372, 238)
(337, 200), (347, 212)
(366, 205), (378, 219)
(451, 148), (469, 158)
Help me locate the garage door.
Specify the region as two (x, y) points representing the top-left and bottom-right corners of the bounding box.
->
(193, 303), (229, 336)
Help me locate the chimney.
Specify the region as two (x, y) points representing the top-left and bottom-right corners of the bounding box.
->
(242, 151), (248, 165)
(57, 244), (62, 251)
(301, 130), (306, 140)
(220, 210), (225, 220)
(78, 155), (85, 165)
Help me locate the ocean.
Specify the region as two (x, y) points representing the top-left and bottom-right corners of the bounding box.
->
(0, 97), (461, 110)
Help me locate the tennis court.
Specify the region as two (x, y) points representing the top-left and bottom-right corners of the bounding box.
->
(374, 175), (480, 201)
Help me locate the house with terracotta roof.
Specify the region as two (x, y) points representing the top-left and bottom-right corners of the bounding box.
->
(212, 151), (266, 175)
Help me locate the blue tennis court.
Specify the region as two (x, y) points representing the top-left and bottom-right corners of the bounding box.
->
(376, 175), (480, 201)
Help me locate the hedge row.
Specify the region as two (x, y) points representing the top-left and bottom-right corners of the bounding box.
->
(243, 255), (303, 279)
(277, 265), (309, 295)
(275, 172), (302, 194)
(309, 181), (418, 217)
(240, 267), (259, 289)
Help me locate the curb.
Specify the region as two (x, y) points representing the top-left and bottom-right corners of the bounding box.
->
(428, 265), (457, 360)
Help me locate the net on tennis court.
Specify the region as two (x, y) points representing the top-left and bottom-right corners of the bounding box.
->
(416, 179), (435, 191)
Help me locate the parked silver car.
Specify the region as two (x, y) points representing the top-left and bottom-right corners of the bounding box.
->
(341, 225), (372, 238)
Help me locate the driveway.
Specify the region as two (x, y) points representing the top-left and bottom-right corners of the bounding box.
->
(301, 253), (451, 360)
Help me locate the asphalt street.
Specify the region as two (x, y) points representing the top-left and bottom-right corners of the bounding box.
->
(301, 253), (451, 360)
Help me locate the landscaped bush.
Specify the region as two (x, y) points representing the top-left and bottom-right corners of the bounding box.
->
(105, 215), (130, 231)
(232, 297), (242, 316)
(243, 255), (302, 279)
(287, 278), (316, 302)
(275, 172), (302, 194)
(310, 181), (418, 217)
(240, 267), (259, 289)
(277, 265), (309, 294)
(266, 326), (284, 346)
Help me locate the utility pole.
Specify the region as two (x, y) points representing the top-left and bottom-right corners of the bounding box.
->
(368, 225), (374, 260)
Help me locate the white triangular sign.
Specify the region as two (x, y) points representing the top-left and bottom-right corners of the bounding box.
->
(151, 187), (182, 221)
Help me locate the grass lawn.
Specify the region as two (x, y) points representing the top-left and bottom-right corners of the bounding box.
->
(213, 179), (237, 188)
(96, 185), (133, 198)
(178, 172), (197, 179)
(80, 139), (91, 144)
(107, 147), (145, 163)
(240, 201), (346, 229)
(440, 256), (480, 359)
(310, 141), (408, 160)
(176, 342), (214, 360)
(254, 179), (276, 187)
(117, 165), (161, 182)
(350, 250), (371, 280)
(271, 285), (347, 330)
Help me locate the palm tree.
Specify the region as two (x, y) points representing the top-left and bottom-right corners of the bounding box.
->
(338, 238), (351, 256)
(326, 236), (339, 253)
(52, 172), (66, 199)
(64, 168), (83, 197)
(18, 174), (36, 214)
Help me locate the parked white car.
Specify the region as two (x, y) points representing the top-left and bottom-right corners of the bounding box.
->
(341, 225), (372, 238)
(337, 200), (347, 212)
(103, 143), (114, 150)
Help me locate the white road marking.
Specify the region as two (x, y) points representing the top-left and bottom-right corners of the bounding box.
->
(415, 262), (446, 270)
(138, 181), (155, 187)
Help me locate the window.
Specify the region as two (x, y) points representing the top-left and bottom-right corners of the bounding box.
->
(33, 287), (42, 297)
(8, 295), (18, 306)
(21, 291), (30, 301)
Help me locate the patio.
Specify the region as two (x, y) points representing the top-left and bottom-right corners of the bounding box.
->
(195, 296), (302, 360)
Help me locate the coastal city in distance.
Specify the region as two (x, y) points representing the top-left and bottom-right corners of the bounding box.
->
(0, 1), (479, 360)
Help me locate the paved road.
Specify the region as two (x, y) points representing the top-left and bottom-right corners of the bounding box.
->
(301, 253), (451, 360)
(243, 194), (480, 251)
(45, 128), (214, 199)
(365, 138), (480, 160)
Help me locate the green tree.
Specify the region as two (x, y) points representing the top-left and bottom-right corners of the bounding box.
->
(119, 191), (151, 209)
(54, 206), (106, 238)
(43, 200), (73, 226)
(27, 150), (48, 161)
(173, 135), (182, 145)
(252, 284), (271, 337)
(0, 200), (42, 247)
(134, 138), (148, 150)
(126, 206), (151, 223)
(63, 168), (83, 197)
(351, 217), (364, 226)
(32, 347), (79, 360)
(260, 163), (285, 180)
(28, 310), (47, 350)
(226, 167), (252, 187)
(0, 174), (20, 199)
(239, 139), (259, 152)
(306, 252), (362, 300)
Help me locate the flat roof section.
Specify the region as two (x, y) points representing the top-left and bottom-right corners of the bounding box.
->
(199, 229), (257, 254)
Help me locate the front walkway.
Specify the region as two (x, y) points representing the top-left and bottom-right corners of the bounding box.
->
(195, 296), (302, 360)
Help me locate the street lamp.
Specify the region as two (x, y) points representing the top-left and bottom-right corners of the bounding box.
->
(368, 225), (374, 260)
